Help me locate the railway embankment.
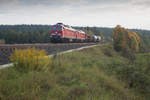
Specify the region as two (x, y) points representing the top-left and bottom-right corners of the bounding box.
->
(0, 43), (99, 69)
(0, 44), (150, 100)
(0, 43), (96, 65)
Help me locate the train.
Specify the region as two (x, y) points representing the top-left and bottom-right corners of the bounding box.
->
(50, 23), (101, 43)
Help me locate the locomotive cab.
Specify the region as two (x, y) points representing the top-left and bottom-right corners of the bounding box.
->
(50, 24), (64, 42)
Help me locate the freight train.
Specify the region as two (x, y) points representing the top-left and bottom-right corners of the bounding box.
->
(50, 23), (101, 43)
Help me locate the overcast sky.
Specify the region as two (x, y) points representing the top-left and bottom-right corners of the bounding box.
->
(0, 0), (150, 29)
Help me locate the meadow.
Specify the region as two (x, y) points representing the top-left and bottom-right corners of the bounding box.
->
(0, 45), (150, 100)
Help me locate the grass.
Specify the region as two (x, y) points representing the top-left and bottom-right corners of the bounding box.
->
(0, 44), (149, 100)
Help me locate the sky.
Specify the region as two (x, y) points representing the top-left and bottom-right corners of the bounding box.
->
(0, 0), (150, 30)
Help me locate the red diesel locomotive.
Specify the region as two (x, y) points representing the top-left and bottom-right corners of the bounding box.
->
(50, 23), (101, 43)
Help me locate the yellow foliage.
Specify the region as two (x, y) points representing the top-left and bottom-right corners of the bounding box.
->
(0, 40), (5, 44)
(10, 48), (50, 72)
(113, 25), (141, 52)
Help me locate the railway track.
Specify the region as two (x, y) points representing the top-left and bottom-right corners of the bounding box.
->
(0, 43), (97, 65)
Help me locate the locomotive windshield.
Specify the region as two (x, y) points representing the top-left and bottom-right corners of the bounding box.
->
(52, 26), (56, 31)
(57, 26), (62, 31)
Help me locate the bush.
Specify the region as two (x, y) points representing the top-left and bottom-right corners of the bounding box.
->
(102, 46), (115, 57)
(0, 39), (5, 44)
(10, 48), (50, 72)
(121, 46), (136, 63)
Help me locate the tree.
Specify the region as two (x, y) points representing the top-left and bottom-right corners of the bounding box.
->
(113, 25), (141, 52)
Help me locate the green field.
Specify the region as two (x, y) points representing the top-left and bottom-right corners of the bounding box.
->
(0, 45), (150, 100)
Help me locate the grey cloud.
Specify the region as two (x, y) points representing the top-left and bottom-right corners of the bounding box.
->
(0, 0), (129, 7)
(20, 0), (65, 6)
(0, 0), (20, 12)
(131, 0), (150, 8)
(87, 0), (128, 4)
(0, 0), (126, 13)
(0, 0), (132, 17)
(0, 0), (19, 6)
(1, 0), (149, 14)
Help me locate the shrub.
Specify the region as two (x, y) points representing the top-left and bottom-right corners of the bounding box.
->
(121, 46), (136, 63)
(10, 48), (50, 72)
(0, 39), (5, 44)
(102, 46), (114, 57)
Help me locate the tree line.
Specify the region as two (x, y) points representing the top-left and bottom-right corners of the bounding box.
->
(0, 25), (150, 46)
(0, 25), (51, 44)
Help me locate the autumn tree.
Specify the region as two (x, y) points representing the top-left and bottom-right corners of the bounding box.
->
(113, 25), (141, 52)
